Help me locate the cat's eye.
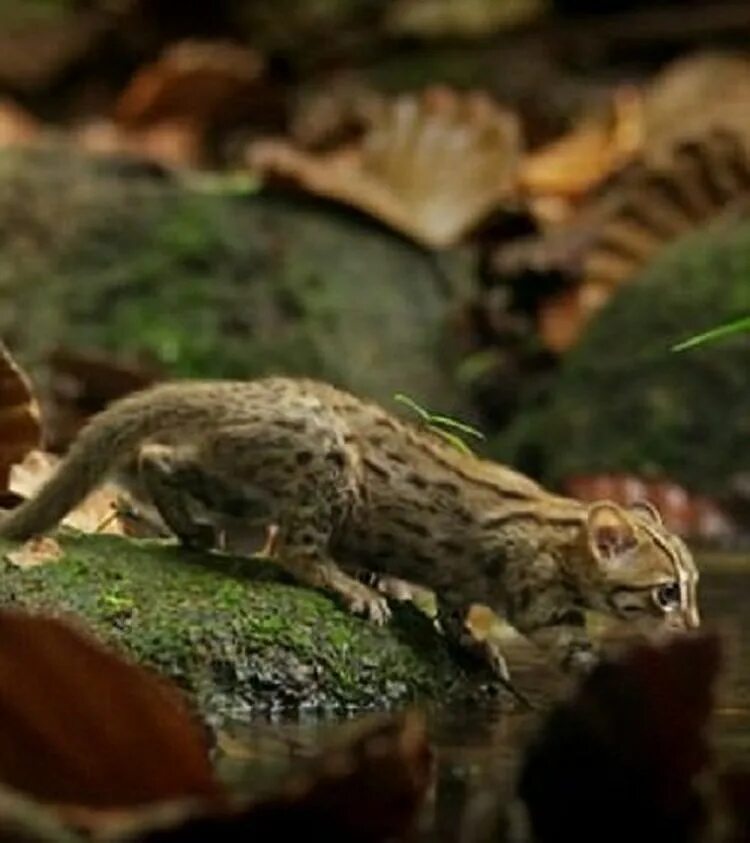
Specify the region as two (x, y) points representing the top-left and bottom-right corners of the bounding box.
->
(654, 582), (681, 611)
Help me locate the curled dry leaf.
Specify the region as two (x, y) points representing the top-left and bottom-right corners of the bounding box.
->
(521, 85), (643, 206)
(0, 342), (42, 494)
(518, 633), (721, 843)
(517, 129), (750, 353)
(0, 609), (221, 811)
(114, 40), (266, 130)
(248, 86), (521, 249)
(5, 536), (63, 569)
(77, 40), (267, 171)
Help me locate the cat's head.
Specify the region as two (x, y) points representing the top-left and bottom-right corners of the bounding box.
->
(582, 500), (699, 631)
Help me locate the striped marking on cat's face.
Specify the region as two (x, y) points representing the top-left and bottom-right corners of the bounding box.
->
(586, 500), (700, 631)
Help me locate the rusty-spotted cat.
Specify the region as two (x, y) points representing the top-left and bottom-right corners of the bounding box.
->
(0, 377), (699, 684)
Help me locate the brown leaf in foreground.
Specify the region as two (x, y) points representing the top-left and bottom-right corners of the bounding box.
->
(248, 86), (521, 249)
(0, 343), (42, 493)
(0, 610), (221, 811)
(4, 536), (63, 569)
(518, 633), (720, 843)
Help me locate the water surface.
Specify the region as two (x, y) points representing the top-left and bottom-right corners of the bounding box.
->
(215, 553), (750, 839)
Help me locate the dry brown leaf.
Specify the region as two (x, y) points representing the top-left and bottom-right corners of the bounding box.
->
(114, 39), (265, 130)
(8, 450), (127, 536)
(0, 342), (42, 492)
(5, 536), (63, 569)
(521, 85), (643, 203)
(248, 86), (521, 249)
(641, 51), (750, 163)
(526, 129), (750, 352)
(0, 609), (222, 811)
(75, 40), (269, 170)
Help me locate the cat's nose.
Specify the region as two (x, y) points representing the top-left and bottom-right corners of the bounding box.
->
(670, 605), (700, 631)
(684, 605), (701, 629)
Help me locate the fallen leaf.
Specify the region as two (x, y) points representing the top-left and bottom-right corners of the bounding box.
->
(0, 342), (42, 493)
(518, 633), (721, 843)
(521, 85), (643, 201)
(114, 40), (266, 131)
(0, 609), (221, 812)
(248, 86), (521, 249)
(74, 40), (270, 171)
(509, 129), (750, 352)
(641, 51), (750, 164)
(5, 536), (63, 569)
(8, 450), (129, 536)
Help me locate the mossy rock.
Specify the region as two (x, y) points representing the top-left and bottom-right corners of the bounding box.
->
(496, 218), (750, 497)
(0, 144), (473, 420)
(0, 532), (482, 724)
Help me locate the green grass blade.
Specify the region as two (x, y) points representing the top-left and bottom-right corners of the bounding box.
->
(672, 315), (750, 351)
(393, 392), (484, 455)
(393, 393), (431, 421)
(425, 414), (485, 440)
(428, 427), (475, 456)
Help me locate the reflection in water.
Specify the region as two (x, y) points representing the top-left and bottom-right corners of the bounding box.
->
(215, 554), (750, 839)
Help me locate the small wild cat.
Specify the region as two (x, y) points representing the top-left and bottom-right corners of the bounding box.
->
(0, 377), (699, 684)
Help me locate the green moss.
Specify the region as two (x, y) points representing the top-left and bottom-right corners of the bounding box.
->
(497, 218), (750, 496)
(0, 533), (478, 722)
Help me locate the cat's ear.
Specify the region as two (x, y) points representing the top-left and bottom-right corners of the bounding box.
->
(628, 500), (663, 526)
(585, 502), (638, 566)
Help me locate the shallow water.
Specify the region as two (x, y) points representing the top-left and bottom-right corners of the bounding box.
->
(215, 553), (750, 840)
